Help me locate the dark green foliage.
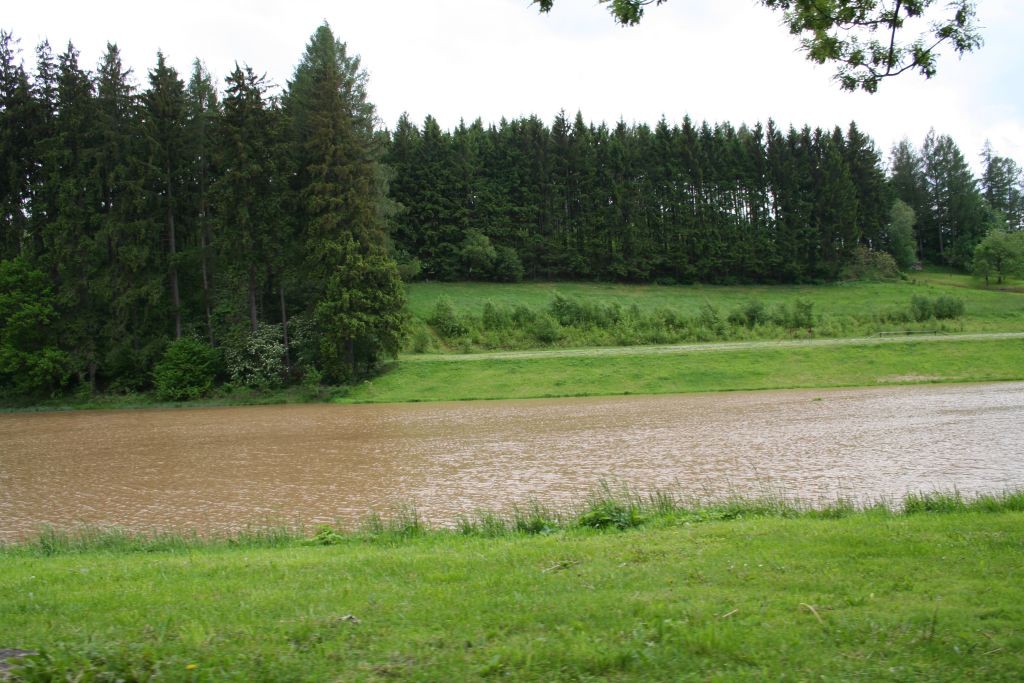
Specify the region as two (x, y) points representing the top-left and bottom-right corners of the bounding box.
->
(152, 337), (220, 401)
(313, 244), (407, 382)
(981, 142), (1024, 231)
(492, 245), (524, 282)
(0, 258), (69, 396)
(385, 114), (984, 286)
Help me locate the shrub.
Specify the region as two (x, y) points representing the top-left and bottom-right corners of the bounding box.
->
(932, 294), (965, 320)
(728, 299), (769, 328)
(492, 246), (524, 282)
(511, 304), (535, 326)
(909, 294), (965, 322)
(909, 294), (933, 322)
(224, 323), (286, 389)
(790, 297), (815, 329)
(530, 313), (563, 344)
(427, 296), (468, 338)
(840, 245), (901, 281)
(153, 338), (221, 401)
(481, 301), (512, 330)
(697, 302), (724, 335)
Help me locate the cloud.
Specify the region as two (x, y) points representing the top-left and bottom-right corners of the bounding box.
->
(4, 0), (1021, 168)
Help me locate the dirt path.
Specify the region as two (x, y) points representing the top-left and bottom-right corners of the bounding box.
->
(403, 331), (1024, 363)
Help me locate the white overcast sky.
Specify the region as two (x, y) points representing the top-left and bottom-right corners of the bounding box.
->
(4, 0), (1022, 170)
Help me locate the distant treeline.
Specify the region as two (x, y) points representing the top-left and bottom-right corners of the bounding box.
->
(386, 113), (1023, 283)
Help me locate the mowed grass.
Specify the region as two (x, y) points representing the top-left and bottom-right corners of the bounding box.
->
(343, 338), (1024, 403)
(406, 276), (1024, 332)
(2, 508), (1022, 681)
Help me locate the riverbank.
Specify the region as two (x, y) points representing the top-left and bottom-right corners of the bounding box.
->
(2, 491), (1022, 680)
(4, 335), (1023, 412)
(341, 336), (1024, 404)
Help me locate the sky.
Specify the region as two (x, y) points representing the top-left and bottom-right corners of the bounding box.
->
(4, 0), (1022, 170)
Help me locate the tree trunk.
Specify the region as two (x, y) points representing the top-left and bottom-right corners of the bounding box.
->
(167, 174), (182, 340)
(346, 338), (356, 380)
(198, 176), (214, 345)
(279, 281), (292, 374)
(248, 267), (258, 332)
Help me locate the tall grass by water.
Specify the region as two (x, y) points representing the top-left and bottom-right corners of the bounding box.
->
(5, 486), (1022, 556)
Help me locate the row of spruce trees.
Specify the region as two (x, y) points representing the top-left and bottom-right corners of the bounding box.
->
(1, 26), (1022, 399)
(0, 25), (405, 398)
(385, 114), (1022, 283)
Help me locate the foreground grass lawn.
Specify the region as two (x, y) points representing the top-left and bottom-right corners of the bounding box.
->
(344, 337), (1024, 403)
(1, 511), (1021, 681)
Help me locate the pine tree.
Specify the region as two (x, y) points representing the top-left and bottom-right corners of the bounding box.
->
(94, 43), (160, 386)
(843, 122), (890, 249)
(143, 52), (188, 339)
(42, 43), (104, 389)
(0, 31), (36, 260)
(284, 23), (404, 381)
(922, 131), (988, 267)
(981, 142), (1024, 231)
(213, 64), (284, 333)
(185, 59), (220, 344)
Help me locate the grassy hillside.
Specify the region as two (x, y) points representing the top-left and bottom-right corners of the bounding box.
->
(406, 276), (1022, 320)
(403, 274), (1024, 355)
(2, 496), (1022, 681)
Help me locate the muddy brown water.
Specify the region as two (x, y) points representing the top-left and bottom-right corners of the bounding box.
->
(1, 382), (1023, 541)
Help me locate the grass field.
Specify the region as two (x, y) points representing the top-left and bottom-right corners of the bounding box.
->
(402, 273), (1024, 356)
(342, 337), (1024, 403)
(2, 494), (1022, 681)
(912, 266), (1024, 292)
(406, 274), (1024, 331)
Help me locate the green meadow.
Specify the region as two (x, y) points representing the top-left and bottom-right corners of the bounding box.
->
(2, 492), (1023, 681)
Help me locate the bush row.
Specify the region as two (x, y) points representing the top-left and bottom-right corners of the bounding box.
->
(414, 293), (966, 352)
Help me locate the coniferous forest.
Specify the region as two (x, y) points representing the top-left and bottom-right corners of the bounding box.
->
(1, 24), (1022, 400)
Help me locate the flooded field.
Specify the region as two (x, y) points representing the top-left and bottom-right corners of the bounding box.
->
(1, 382), (1022, 541)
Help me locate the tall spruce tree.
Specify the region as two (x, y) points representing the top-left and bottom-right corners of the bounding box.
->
(94, 43), (160, 386)
(213, 64), (284, 333)
(185, 59), (220, 344)
(42, 43), (104, 389)
(921, 131), (988, 267)
(981, 142), (1024, 231)
(143, 52), (188, 339)
(843, 122), (890, 248)
(0, 31), (35, 260)
(283, 23), (404, 381)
